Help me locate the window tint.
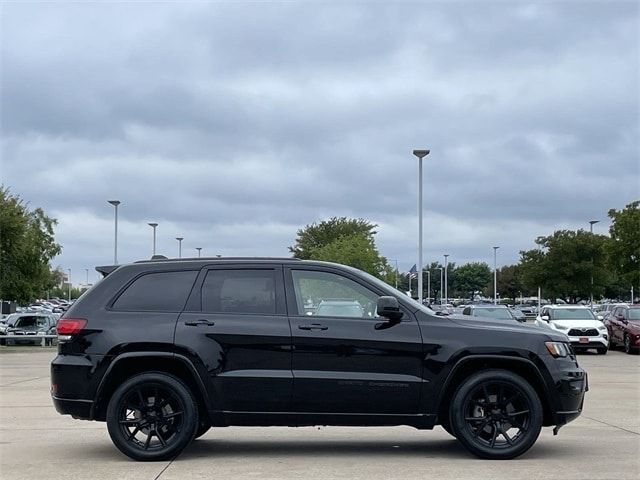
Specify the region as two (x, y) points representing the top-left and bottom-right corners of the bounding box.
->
(291, 270), (379, 318)
(113, 271), (197, 312)
(202, 269), (276, 314)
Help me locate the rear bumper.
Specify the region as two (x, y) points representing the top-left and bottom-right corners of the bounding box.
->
(51, 395), (93, 419)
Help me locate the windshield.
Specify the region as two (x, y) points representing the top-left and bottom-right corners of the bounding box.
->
(473, 308), (513, 320)
(552, 309), (595, 320)
(628, 309), (640, 321)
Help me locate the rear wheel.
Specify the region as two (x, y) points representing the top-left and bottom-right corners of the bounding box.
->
(106, 372), (198, 461)
(449, 370), (543, 460)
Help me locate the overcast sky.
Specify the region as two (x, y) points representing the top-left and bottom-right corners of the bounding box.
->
(2, 1), (638, 284)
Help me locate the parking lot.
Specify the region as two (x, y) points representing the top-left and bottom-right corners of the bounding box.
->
(0, 347), (638, 480)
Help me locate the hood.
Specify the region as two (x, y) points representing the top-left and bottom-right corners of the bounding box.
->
(443, 314), (567, 342)
(549, 319), (603, 329)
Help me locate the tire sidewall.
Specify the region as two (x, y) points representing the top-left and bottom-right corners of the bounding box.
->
(106, 372), (199, 461)
(449, 369), (543, 460)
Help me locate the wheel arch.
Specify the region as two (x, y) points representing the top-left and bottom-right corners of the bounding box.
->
(92, 352), (211, 422)
(436, 355), (555, 427)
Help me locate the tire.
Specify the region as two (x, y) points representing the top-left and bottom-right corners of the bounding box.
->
(597, 347), (608, 355)
(624, 335), (638, 355)
(106, 372), (199, 461)
(194, 421), (211, 439)
(449, 370), (543, 460)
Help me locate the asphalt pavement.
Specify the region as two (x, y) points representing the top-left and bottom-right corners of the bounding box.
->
(0, 347), (638, 480)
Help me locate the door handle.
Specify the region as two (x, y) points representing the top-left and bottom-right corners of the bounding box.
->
(184, 319), (215, 327)
(298, 324), (328, 331)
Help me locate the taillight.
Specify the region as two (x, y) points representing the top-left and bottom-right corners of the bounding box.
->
(56, 318), (87, 336)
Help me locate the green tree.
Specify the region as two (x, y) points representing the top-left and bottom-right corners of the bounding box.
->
(519, 230), (610, 303)
(0, 187), (62, 303)
(291, 217), (391, 279)
(290, 217), (377, 259)
(453, 262), (492, 300)
(607, 201), (640, 296)
(495, 264), (527, 303)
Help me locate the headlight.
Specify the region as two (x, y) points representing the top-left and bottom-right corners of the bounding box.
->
(551, 323), (569, 331)
(545, 341), (571, 358)
(597, 325), (607, 332)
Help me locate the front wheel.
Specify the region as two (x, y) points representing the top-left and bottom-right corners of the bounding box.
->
(450, 370), (543, 460)
(597, 347), (608, 355)
(106, 372), (199, 461)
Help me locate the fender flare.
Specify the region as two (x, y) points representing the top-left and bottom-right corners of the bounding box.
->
(91, 351), (212, 418)
(435, 354), (554, 415)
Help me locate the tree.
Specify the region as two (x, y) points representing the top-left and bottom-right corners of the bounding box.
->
(290, 217), (390, 279)
(0, 187), (62, 303)
(290, 217), (377, 259)
(607, 201), (640, 296)
(495, 264), (527, 303)
(519, 230), (610, 303)
(453, 262), (492, 301)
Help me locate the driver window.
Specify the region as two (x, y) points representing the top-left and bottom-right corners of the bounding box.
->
(291, 270), (379, 318)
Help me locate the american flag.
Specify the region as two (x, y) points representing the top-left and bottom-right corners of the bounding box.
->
(408, 264), (418, 279)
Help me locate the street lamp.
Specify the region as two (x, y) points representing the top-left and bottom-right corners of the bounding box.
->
(148, 223), (158, 256)
(176, 237), (184, 258)
(437, 267), (443, 304)
(85, 268), (89, 287)
(493, 246), (500, 305)
(67, 268), (71, 302)
(196, 247), (202, 258)
(426, 270), (431, 305)
(107, 200), (121, 264)
(443, 254), (449, 305)
(413, 149), (430, 304)
(589, 220), (599, 308)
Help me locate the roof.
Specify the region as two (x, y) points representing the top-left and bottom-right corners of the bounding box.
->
(545, 305), (590, 309)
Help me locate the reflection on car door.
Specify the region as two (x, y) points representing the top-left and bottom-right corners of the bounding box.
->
(285, 266), (423, 416)
(175, 265), (292, 414)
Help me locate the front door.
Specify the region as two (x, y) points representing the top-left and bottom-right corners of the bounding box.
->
(285, 266), (423, 415)
(175, 265), (292, 413)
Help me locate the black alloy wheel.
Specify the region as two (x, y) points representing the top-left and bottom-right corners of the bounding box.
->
(450, 370), (543, 459)
(106, 372), (198, 461)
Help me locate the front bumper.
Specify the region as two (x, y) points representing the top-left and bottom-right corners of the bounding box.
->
(566, 334), (608, 349)
(551, 366), (588, 429)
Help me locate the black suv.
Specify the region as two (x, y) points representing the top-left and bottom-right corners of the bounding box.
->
(51, 258), (587, 461)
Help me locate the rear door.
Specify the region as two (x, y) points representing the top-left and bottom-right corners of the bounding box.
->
(175, 264), (292, 413)
(285, 265), (423, 415)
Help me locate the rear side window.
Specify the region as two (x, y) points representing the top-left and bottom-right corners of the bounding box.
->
(113, 271), (197, 312)
(201, 269), (276, 314)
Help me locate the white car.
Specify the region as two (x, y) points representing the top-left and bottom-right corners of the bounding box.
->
(535, 305), (608, 354)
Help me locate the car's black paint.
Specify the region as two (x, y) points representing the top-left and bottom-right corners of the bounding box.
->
(52, 258), (586, 435)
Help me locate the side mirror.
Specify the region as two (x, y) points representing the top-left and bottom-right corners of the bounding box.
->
(541, 315), (550, 321)
(376, 296), (403, 322)
(597, 315), (604, 321)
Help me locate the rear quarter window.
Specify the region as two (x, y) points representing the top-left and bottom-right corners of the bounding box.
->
(112, 270), (198, 312)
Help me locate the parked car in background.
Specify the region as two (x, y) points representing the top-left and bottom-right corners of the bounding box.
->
(596, 303), (628, 320)
(605, 305), (640, 354)
(535, 306), (608, 354)
(461, 304), (525, 323)
(0, 313), (58, 345)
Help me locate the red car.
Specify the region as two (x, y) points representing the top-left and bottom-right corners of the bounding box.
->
(606, 305), (640, 354)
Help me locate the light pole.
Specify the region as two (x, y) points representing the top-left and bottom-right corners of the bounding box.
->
(437, 267), (443, 304)
(107, 200), (121, 264)
(493, 246), (500, 305)
(176, 237), (184, 258)
(443, 254), (449, 305)
(148, 223), (158, 256)
(85, 268), (89, 287)
(196, 247), (202, 258)
(426, 270), (431, 305)
(589, 220), (599, 309)
(413, 149), (430, 304)
(67, 269), (71, 301)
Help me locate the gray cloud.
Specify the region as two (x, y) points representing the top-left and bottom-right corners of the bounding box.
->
(1, 1), (638, 284)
